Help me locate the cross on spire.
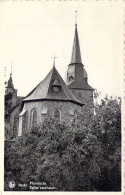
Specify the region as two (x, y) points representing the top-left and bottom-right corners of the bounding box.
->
(75, 11), (77, 26)
(10, 60), (13, 76)
(51, 54), (58, 67)
(11, 66), (12, 76)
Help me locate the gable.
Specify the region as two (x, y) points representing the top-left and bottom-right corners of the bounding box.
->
(23, 66), (83, 106)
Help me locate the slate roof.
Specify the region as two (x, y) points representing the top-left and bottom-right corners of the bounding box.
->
(68, 79), (94, 90)
(23, 66), (83, 106)
(70, 24), (82, 64)
(67, 24), (94, 91)
(6, 74), (14, 89)
(8, 96), (24, 113)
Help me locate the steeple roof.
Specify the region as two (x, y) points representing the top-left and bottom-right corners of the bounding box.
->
(6, 74), (14, 89)
(23, 66), (83, 106)
(70, 24), (82, 64)
(67, 23), (94, 91)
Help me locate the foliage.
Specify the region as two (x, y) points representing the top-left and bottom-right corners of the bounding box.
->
(5, 92), (13, 114)
(4, 95), (121, 191)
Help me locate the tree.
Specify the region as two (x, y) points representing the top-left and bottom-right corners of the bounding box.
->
(4, 96), (121, 191)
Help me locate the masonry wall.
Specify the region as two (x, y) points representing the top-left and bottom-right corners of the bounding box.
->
(23, 100), (82, 133)
(11, 90), (18, 107)
(9, 104), (21, 139)
(5, 117), (10, 140)
(71, 89), (94, 115)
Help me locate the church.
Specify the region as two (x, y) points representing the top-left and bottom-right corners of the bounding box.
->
(5, 22), (94, 140)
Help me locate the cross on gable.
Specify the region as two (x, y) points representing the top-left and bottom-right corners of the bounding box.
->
(51, 54), (58, 66)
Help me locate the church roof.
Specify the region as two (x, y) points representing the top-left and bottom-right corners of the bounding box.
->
(68, 79), (94, 90)
(70, 24), (82, 64)
(23, 66), (83, 106)
(67, 23), (94, 91)
(6, 74), (14, 89)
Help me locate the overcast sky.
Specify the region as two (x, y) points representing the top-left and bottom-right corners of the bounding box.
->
(0, 1), (124, 98)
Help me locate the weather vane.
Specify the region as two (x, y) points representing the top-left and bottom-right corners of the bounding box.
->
(51, 54), (58, 67)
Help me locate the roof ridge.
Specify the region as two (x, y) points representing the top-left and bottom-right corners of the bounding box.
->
(44, 67), (54, 98)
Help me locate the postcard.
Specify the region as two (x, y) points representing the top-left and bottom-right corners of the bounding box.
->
(0, 0), (124, 194)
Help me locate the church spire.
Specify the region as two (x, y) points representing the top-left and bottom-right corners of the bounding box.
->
(7, 73), (14, 89)
(70, 12), (82, 64)
(7, 65), (14, 89)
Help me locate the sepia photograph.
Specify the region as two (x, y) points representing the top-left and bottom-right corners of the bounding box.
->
(1, 0), (123, 192)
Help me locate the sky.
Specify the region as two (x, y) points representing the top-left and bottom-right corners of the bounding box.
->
(0, 0), (124, 98)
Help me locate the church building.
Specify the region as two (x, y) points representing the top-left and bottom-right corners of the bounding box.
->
(5, 22), (94, 140)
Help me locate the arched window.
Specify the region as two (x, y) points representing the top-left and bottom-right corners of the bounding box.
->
(32, 110), (37, 127)
(13, 116), (19, 138)
(53, 109), (61, 122)
(30, 109), (37, 127)
(74, 110), (77, 123)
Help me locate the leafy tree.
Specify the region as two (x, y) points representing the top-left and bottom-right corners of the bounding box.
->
(4, 95), (121, 191)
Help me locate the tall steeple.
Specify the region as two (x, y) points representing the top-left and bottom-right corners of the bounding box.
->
(7, 66), (14, 89)
(66, 13), (94, 91)
(70, 23), (82, 64)
(5, 66), (15, 95)
(70, 11), (82, 65)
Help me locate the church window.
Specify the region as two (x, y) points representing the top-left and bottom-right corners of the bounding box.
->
(30, 109), (37, 128)
(53, 86), (60, 93)
(53, 109), (61, 122)
(69, 76), (73, 81)
(52, 78), (61, 93)
(74, 110), (77, 123)
(13, 116), (19, 138)
(32, 110), (37, 126)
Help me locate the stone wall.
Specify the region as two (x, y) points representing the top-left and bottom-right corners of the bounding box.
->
(6, 92), (94, 138)
(71, 89), (94, 115)
(11, 89), (18, 107)
(5, 117), (10, 140)
(9, 104), (21, 139)
(23, 100), (82, 134)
